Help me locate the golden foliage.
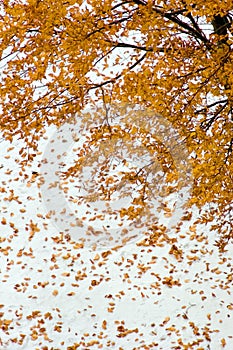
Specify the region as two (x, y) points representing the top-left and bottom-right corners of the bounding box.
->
(0, 0), (233, 247)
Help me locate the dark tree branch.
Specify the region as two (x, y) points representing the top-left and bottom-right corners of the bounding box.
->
(201, 102), (228, 130)
(111, 1), (133, 11)
(105, 40), (153, 52)
(85, 14), (134, 39)
(212, 14), (231, 36)
(90, 52), (147, 91)
(212, 13), (232, 45)
(186, 12), (203, 36)
(195, 99), (228, 114)
(131, 0), (211, 47)
(225, 137), (233, 164)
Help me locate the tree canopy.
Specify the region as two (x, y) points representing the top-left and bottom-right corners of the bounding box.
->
(0, 0), (233, 249)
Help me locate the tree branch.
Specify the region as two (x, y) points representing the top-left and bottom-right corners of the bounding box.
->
(195, 98), (228, 114)
(90, 52), (147, 90)
(132, 0), (211, 47)
(201, 102), (228, 130)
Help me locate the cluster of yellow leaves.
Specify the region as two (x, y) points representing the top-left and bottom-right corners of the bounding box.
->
(0, 0), (233, 246)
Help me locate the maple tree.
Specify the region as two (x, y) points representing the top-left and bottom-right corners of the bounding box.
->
(0, 0), (233, 249)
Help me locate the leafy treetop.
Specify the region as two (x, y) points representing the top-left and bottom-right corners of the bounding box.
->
(0, 0), (233, 249)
